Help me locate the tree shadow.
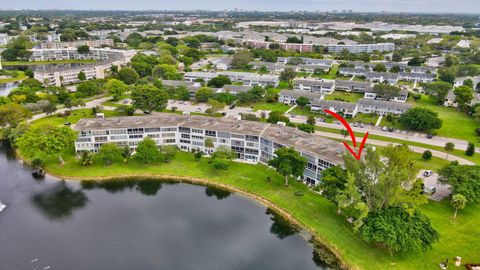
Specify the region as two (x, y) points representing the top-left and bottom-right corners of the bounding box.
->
(265, 208), (299, 240)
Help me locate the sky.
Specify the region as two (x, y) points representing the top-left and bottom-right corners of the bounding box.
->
(0, 0), (479, 13)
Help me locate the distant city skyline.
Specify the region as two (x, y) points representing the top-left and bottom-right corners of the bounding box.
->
(1, 0), (480, 14)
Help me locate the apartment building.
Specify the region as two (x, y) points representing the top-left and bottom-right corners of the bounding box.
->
(357, 98), (412, 115)
(184, 71), (280, 87)
(326, 43), (395, 54)
(310, 100), (358, 117)
(39, 39), (115, 49)
(292, 78), (335, 94)
(363, 88), (409, 102)
(33, 48), (135, 86)
(278, 90), (323, 104)
(30, 48), (116, 61)
(334, 80), (372, 93)
(249, 61), (288, 73)
(398, 72), (435, 83)
(73, 114), (345, 185)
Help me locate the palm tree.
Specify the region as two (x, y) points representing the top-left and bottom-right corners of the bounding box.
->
(444, 142), (455, 160)
(451, 194), (467, 221)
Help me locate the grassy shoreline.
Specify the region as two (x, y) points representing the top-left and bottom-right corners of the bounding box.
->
(19, 148), (480, 270)
(0, 71), (27, 83)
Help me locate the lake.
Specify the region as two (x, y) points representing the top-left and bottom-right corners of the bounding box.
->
(0, 145), (328, 270)
(0, 82), (19, 96)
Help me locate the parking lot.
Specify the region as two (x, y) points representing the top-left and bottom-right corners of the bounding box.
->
(417, 170), (452, 201)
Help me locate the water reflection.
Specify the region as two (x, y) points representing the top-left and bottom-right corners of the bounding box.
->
(81, 178), (178, 195)
(31, 181), (88, 220)
(266, 208), (300, 239)
(205, 185), (231, 200)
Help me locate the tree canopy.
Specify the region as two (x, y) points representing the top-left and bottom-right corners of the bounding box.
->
(399, 107), (442, 132)
(131, 85), (168, 113)
(268, 147), (307, 186)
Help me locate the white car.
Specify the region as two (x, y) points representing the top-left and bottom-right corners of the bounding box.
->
(423, 170), (433, 177)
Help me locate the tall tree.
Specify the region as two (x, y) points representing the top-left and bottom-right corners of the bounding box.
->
(131, 85), (168, 113)
(444, 142), (455, 160)
(135, 137), (162, 164)
(399, 108), (442, 132)
(117, 67), (140, 85)
(454, 86), (474, 112)
(439, 164), (480, 203)
(268, 147), (307, 187)
(16, 124), (76, 162)
(104, 79), (128, 100)
(360, 207), (439, 255)
(0, 103), (32, 127)
(451, 194), (467, 221)
(96, 143), (123, 165)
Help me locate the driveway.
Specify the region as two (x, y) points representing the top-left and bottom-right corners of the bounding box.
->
(417, 171), (452, 201)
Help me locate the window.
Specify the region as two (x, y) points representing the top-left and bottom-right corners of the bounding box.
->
(231, 133), (244, 139)
(94, 136), (107, 142)
(180, 139), (191, 144)
(92, 130), (107, 136)
(162, 132), (176, 138)
(109, 129), (127, 135)
(110, 135), (128, 140)
(181, 134), (191, 139)
(127, 128), (144, 134)
(205, 130), (216, 137)
(147, 134), (160, 138)
(192, 128), (203, 134)
(191, 135), (204, 140)
(179, 127), (190, 133)
(129, 134), (143, 139)
(145, 128), (161, 133)
(163, 139), (176, 144)
(76, 137), (91, 142)
(192, 141), (203, 146)
(162, 127), (177, 132)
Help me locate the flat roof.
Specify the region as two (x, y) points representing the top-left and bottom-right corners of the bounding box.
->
(73, 114), (345, 165)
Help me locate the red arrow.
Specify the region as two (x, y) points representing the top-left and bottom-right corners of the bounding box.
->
(323, 110), (369, 160)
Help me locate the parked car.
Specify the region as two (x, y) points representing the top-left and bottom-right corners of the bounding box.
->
(388, 127), (394, 132)
(426, 134), (433, 139)
(353, 122), (359, 127)
(229, 104), (235, 109)
(64, 122), (71, 126)
(359, 123), (365, 128)
(423, 170), (433, 177)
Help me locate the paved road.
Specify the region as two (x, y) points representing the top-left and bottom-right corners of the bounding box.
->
(286, 113), (474, 152)
(314, 130), (474, 165)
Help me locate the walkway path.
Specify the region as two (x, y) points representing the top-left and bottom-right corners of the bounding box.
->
(375, 115), (383, 127)
(285, 104), (297, 114)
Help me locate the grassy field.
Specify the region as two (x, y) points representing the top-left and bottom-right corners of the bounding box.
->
(324, 92), (364, 103)
(0, 71), (27, 83)
(411, 95), (479, 144)
(31, 149), (479, 270)
(317, 64), (339, 80)
(250, 102), (290, 112)
(3, 59), (96, 66)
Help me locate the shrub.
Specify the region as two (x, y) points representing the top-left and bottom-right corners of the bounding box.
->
(422, 150), (432, 161)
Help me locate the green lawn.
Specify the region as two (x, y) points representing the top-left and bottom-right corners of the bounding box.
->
(316, 64), (339, 80)
(411, 95), (479, 144)
(30, 149), (479, 270)
(250, 102), (290, 112)
(324, 92), (364, 103)
(0, 71), (27, 83)
(2, 59), (96, 66)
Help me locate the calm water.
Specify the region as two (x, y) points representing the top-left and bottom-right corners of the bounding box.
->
(0, 145), (328, 270)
